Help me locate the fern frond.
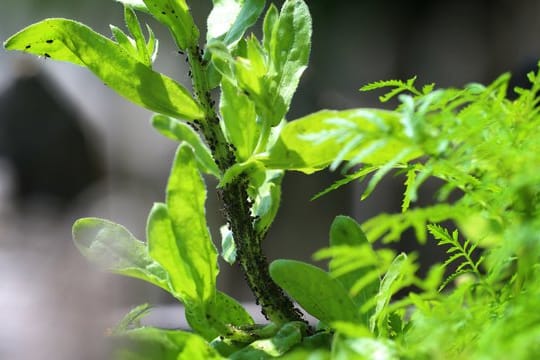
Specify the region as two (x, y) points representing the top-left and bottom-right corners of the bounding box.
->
(363, 204), (462, 244)
(360, 76), (423, 102)
(311, 166), (378, 200)
(427, 224), (483, 290)
(361, 148), (414, 200)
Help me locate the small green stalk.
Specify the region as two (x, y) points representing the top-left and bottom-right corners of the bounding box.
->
(186, 44), (305, 325)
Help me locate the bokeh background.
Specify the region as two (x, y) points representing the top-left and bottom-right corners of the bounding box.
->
(1, 0), (539, 358)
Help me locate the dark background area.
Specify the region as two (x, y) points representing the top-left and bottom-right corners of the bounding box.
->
(0, 1), (539, 358)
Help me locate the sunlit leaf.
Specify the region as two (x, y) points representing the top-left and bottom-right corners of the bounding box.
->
(142, 0), (199, 50)
(207, 0), (265, 47)
(263, 109), (418, 173)
(4, 19), (203, 120)
(166, 144), (218, 304)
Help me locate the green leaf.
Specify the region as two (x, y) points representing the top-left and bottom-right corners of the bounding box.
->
(269, 259), (360, 325)
(224, 0), (265, 46)
(263, 109), (417, 173)
(112, 327), (223, 360)
(145, 24), (159, 63)
(229, 322), (305, 359)
(219, 159), (265, 188)
(210, 291), (254, 328)
(110, 25), (139, 59)
(267, 0), (312, 124)
(185, 291), (254, 341)
(207, 39), (237, 85)
(146, 202), (198, 301)
(112, 303), (152, 335)
(252, 170), (283, 234)
(152, 114), (220, 178)
(142, 0), (199, 50)
(207, 0), (243, 41)
(220, 225), (237, 264)
(4, 19), (203, 120)
(124, 6), (151, 66)
(220, 79), (259, 161)
(72, 217), (170, 292)
(207, 0), (265, 47)
(262, 4), (278, 54)
(329, 216), (379, 326)
(166, 144), (218, 304)
(371, 253), (407, 334)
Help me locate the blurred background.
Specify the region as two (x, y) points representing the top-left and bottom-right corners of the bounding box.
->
(1, 0), (539, 358)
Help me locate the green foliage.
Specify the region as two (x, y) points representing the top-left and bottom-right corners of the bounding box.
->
(4, 19), (203, 120)
(269, 259), (361, 325)
(5, 0), (540, 358)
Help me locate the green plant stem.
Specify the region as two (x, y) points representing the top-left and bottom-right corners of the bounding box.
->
(186, 45), (305, 325)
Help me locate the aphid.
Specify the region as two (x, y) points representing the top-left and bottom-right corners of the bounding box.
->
(161, 11), (166, 15)
(45, 39), (54, 44)
(177, 50), (184, 55)
(25, 44), (31, 49)
(44, 53), (51, 58)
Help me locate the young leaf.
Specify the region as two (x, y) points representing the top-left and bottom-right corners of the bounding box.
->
(262, 4), (278, 54)
(111, 303), (152, 335)
(142, 0), (199, 50)
(269, 259), (361, 325)
(267, 0), (312, 125)
(152, 114), (220, 178)
(4, 19), (203, 120)
(252, 170), (283, 235)
(224, 0), (265, 46)
(220, 224), (237, 264)
(124, 6), (151, 66)
(220, 79), (259, 161)
(207, 0), (265, 47)
(146, 202), (198, 301)
(145, 24), (159, 62)
(110, 25), (138, 59)
(166, 144), (219, 304)
(371, 253), (408, 334)
(72, 217), (170, 292)
(207, 39), (237, 85)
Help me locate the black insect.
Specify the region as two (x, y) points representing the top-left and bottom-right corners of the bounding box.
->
(44, 53), (51, 58)
(25, 44), (31, 50)
(45, 39), (54, 44)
